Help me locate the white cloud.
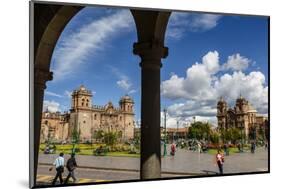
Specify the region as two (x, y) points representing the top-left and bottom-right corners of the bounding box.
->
(64, 90), (72, 98)
(161, 51), (268, 126)
(52, 10), (133, 81)
(223, 53), (250, 71)
(161, 108), (217, 128)
(117, 79), (131, 91)
(214, 71), (268, 113)
(166, 13), (222, 39)
(190, 14), (222, 31)
(161, 50), (219, 100)
(202, 50), (220, 74)
(161, 74), (186, 99)
(128, 89), (137, 94)
(43, 100), (61, 112)
(108, 65), (137, 94)
(45, 91), (63, 98)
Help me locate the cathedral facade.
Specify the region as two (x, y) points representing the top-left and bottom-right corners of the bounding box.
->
(217, 95), (268, 140)
(40, 85), (135, 143)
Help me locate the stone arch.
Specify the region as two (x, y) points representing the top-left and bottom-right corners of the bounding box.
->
(34, 5), (84, 72)
(32, 5), (84, 187)
(32, 3), (171, 186)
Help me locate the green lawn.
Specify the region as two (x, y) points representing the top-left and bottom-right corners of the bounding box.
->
(39, 143), (140, 158)
(106, 152), (140, 158)
(207, 147), (250, 155)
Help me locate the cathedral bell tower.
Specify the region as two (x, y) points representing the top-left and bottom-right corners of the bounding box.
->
(71, 85), (92, 111)
(69, 85), (93, 143)
(235, 95), (249, 139)
(119, 95), (134, 113)
(119, 95), (135, 140)
(235, 94), (249, 114)
(217, 97), (227, 130)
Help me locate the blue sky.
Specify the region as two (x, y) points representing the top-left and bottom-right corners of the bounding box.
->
(43, 6), (268, 128)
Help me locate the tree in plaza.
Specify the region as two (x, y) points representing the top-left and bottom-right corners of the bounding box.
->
(224, 128), (232, 142)
(117, 130), (123, 142)
(92, 130), (119, 146)
(94, 130), (104, 143)
(71, 128), (81, 144)
(257, 125), (265, 141)
(219, 127), (226, 143)
(210, 131), (220, 145)
(71, 128), (81, 153)
(230, 127), (241, 144)
(219, 127), (241, 144)
(103, 131), (118, 146)
(187, 121), (211, 141)
(248, 126), (257, 141)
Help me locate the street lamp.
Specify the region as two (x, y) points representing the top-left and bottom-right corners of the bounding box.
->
(163, 108), (167, 156)
(177, 120), (179, 142)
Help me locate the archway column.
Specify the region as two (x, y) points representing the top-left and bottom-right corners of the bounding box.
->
(134, 40), (168, 179)
(33, 67), (53, 185)
(131, 10), (170, 180)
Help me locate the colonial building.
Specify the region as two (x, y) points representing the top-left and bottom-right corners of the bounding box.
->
(217, 95), (268, 140)
(40, 111), (70, 143)
(40, 85), (135, 143)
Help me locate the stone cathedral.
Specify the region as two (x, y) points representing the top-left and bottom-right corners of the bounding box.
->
(217, 95), (268, 139)
(40, 85), (135, 143)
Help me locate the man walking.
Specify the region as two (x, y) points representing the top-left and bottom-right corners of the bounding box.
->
(64, 153), (78, 184)
(51, 152), (65, 185)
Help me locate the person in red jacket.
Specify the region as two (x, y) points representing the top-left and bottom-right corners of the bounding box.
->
(170, 143), (176, 156)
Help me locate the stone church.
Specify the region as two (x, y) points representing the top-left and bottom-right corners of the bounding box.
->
(217, 95), (268, 140)
(40, 85), (135, 143)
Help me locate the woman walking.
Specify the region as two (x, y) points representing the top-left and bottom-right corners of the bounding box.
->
(215, 149), (224, 174)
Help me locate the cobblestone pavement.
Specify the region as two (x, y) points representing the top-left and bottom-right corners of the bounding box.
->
(37, 146), (268, 184)
(37, 164), (184, 184)
(161, 145), (268, 174)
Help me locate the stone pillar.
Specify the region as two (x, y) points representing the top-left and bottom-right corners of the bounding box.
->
(33, 67), (52, 185)
(134, 40), (168, 179)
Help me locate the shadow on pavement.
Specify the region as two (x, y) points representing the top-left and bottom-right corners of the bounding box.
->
(201, 170), (218, 175)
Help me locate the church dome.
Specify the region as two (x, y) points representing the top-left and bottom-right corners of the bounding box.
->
(119, 95), (134, 103)
(78, 85), (86, 91)
(236, 94), (247, 104)
(105, 101), (114, 108)
(72, 85), (92, 96)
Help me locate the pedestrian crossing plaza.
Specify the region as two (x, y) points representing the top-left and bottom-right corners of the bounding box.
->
(36, 174), (110, 184)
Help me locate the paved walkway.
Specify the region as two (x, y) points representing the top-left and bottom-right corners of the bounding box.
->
(37, 174), (110, 184)
(38, 146), (268, 175)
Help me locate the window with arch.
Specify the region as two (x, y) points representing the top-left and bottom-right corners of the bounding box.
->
(94, 114), (97, 120)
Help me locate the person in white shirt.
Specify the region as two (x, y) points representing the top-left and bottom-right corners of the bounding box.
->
(51, 152), (65, 185)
